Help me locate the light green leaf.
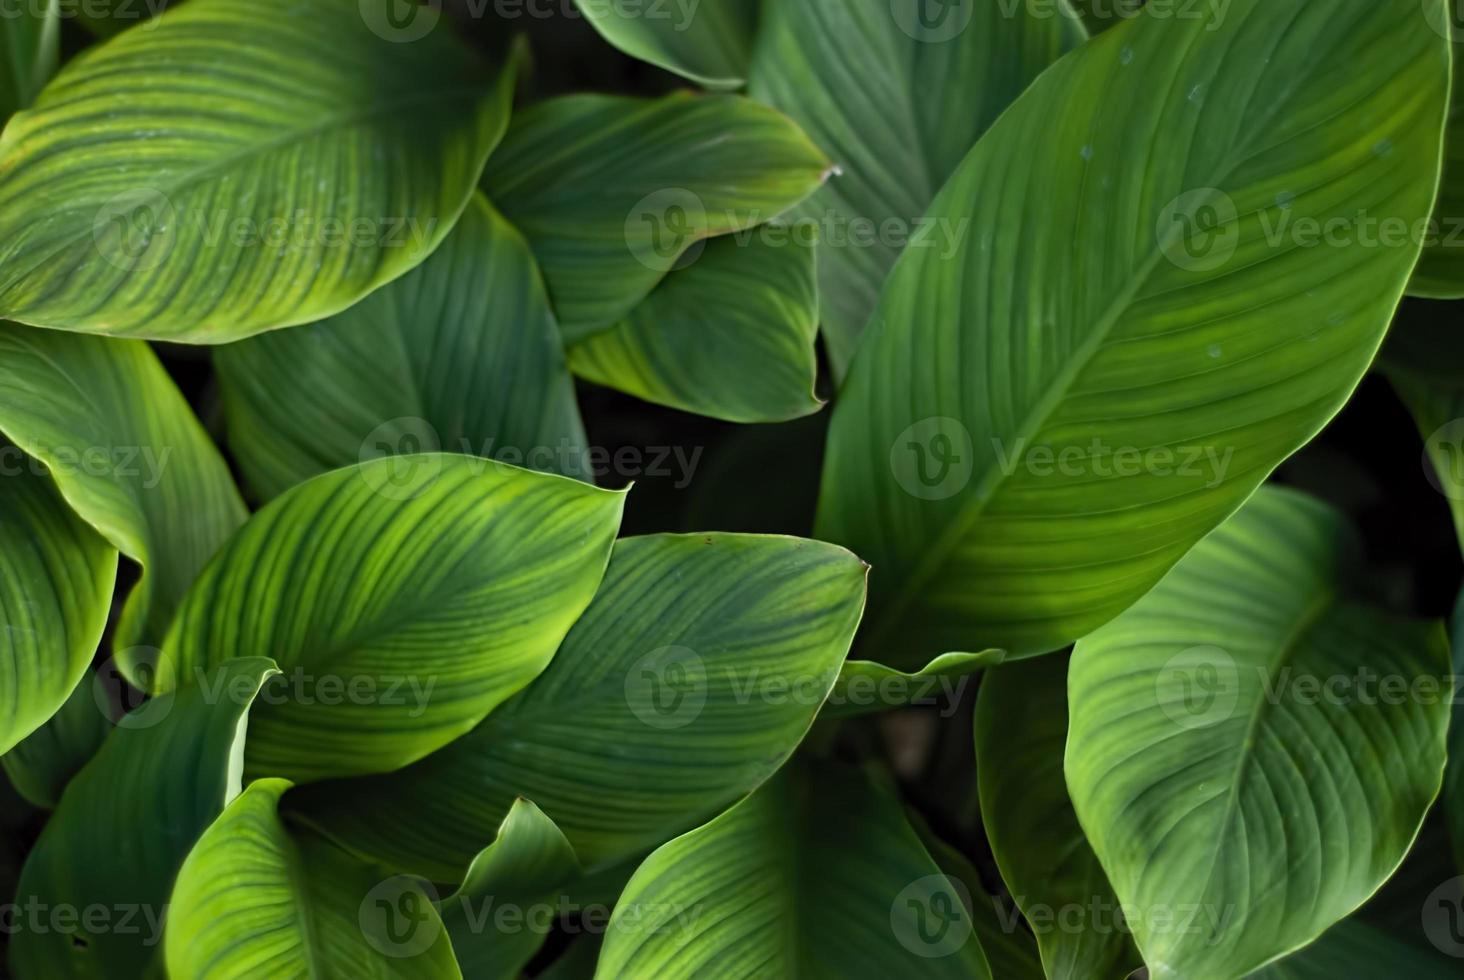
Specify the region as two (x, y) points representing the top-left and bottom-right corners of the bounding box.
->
(0, 0), (58, 120)
(567, 230), (822, 423)
(0, 323), (246, 680)
(215, 193), (586, 501)
(0, 464), (114, 756)
(1066, 487), (1451, 979)
(161, 454), (625, 783)
(817, 0), (1450, 665)
(167, 778), (461, 980)
(2, 668), (111, 808)
(9, 658), (279, 979)
(292, 532), (867, 880)
(0, 0), (518, 342)
(596, 761), (992, 979)
(1248, 917), (1459, 979)
(1449, 589), (1464, 873)
(1064, 0), (1140, 35)
(747, 0), (1083, 377)
(975, 653), (1139, 980)
(824, 650), (1002, 719)
(439, 799), (581, 980)
(482, 92), (831, 340)
(572, 0), (757, 90)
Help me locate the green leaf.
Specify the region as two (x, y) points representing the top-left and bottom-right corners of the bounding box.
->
(0, 0), (518, 341)
(161, 454), (625, 783)
(215, 193), (586, 501)
(1448, 590), (1464, 874)
(1411, 20), (1464, 297)
(1064, 0), (1139, 35)
(482, 92), (831, 340)
(572, 0), (757, 90)
(824, 650), (1002, 720)
(0, 323), (246, 679)
(439, 799), (581, 980)
(9, 658), (278, 978)
(292, 532), (867, 880)
(167, 778), (461, 979)
(1066, 487), (1451, 979)
(567, 230), (822, 423)
(746, 0), (1083, 377)
(595, 760), (992, 979)
(1249, 917), (1460, 979)
(816, 0), (1450, 665)
(975, 653), (1139, 980)
(0, 464), (114, 756)
(2, 668), (111, 808)
(0, 0), (58, 120)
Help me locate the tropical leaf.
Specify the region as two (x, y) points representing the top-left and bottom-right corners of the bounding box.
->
(215, 193), (587, 501)
(439, 799), (581, 980)
(0, 323), (246, 680)
(1412, 18), (1464, 297)
(166, 778), (461, 979)
(0, 464), (114, 757)
(8, 658), (278, 978)
(1249, 917), (1459, 979)
(291, 532), (867, 880)
(1066, 487), (1451, 979)
(161, 454), (625, 783)
(817, 0), (1450, 665)
(2, 668), (111, 808)
(975, 653), (1139, 980)
(1064, 0), (1139, 35)
(595, 760), (992, 979)
(0, 0), (519, 341)
(571, 0), (757, 90)
(481, 92), (831, 340)
(746, 0), (1083, 377)
(824, 650), (1002, 719)
(0, 0), (58, 121)
(567, 230), (822, 423)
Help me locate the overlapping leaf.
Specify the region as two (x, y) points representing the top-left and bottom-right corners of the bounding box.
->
(216, 193), (587, 500)
(482, 92), (831, 340)
(0, 0), (518, 341)
(824, 650), (1001, 719)
(0, 324), (246, 680)
(1066, 487), (1451, 978)
(596, 761), (991, 978)
(747, 0), (1083, 376)
(0, 0), (57, 120)
(1412, 17), (1464, 297)
(292, 533), (867, 880)
(571, 0), (757, 89)
(817, 0), (1450, 665)
(161, 454), (625, 783)
(2, 668), (111, 808)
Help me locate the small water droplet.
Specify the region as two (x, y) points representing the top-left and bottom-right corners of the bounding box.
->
(1120, 46), (1134, 66)
(1079, 144), (1094, 161)
(1188, 84), (1205, 105)
(1207, 344), (1222, 359)
(1371, 138), (1394, 157)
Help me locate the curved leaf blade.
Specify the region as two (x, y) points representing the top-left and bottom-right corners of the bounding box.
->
(0, 0), (517, 341)
(2, 667), (112, 808)
(817, 0), (1450, 664)
(824, 650), (1002, 720)
(216, 193), (587, 500)
(0, 0), (58, 120)
(572, 0), (757, 90)
(162, 455), (625, 783)
(1066, 487), (1451, 978)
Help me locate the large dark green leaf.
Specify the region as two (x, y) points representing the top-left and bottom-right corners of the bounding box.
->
(215, 193), (586, 500)
(0, 0), (57, 120)
(595, 761), (992, 978)
(817, 0), (1450, 665)
(482, 92), (831, 340)
(568, 231), (821, 422)
(8, 658), (278, 978)
(747, 0), (1083, 376)
(292, 533), (867, 880)
(166, 778), (461, 979)
(2, 668), (111, 808)
(1411, 16), (1464, 297)
(975, 653), (1139, 980)
(0, 324), (246, 679)
(824, 650), (1001, 720)
(0, 0), (518, 341)
(161, 455), (625, 783)
(1250, 917), (1459, 979)
(1066, 488), (1450, 979)
(571, 0), (757, 90)
(0, 465), (114, 756)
